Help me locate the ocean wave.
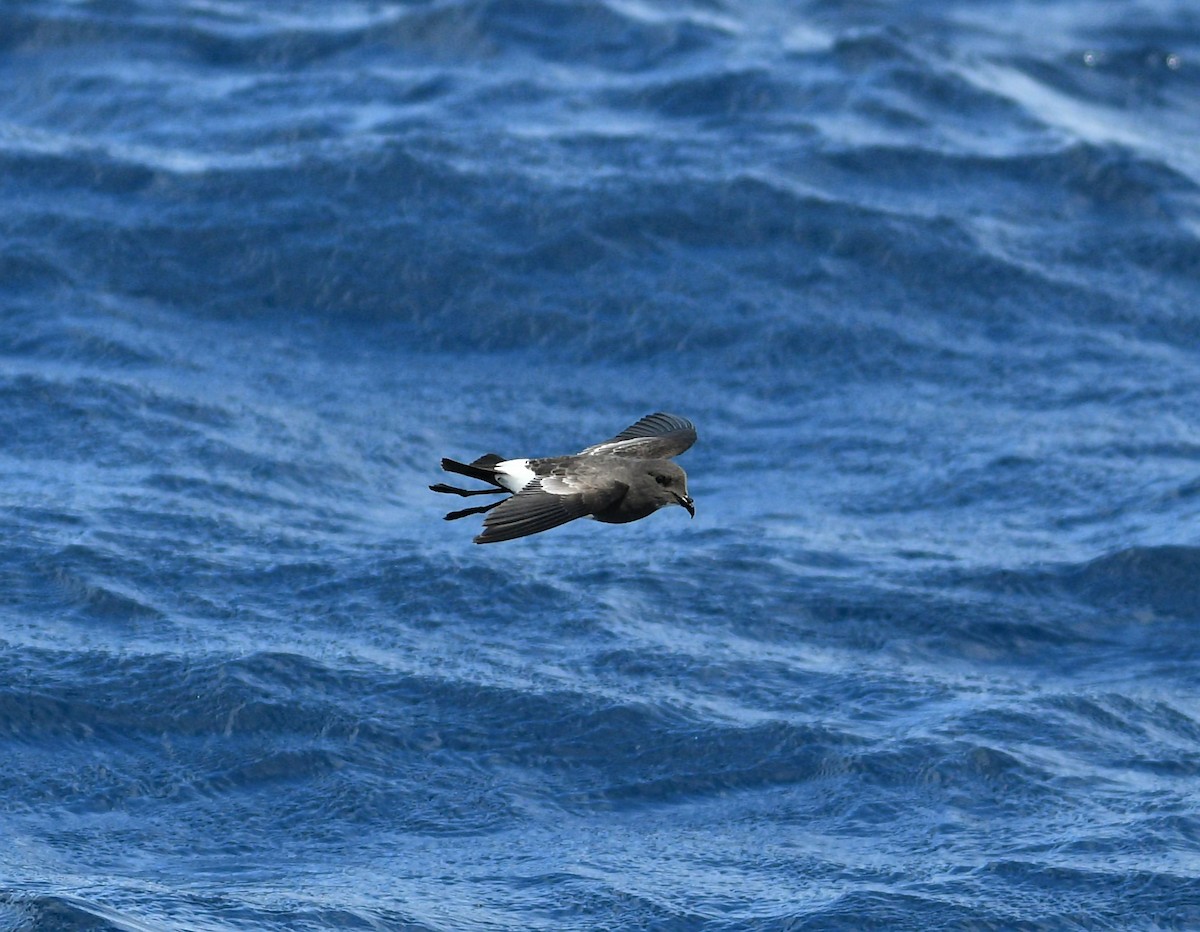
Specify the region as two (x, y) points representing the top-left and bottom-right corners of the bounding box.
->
(962, 545), (1200, 622)
(1060, 545), (1200, 620)
(0, 893), (158, 932)
(4, 0), (1200, 928)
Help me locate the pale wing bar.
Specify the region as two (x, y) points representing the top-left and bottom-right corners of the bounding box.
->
(475, 480), (592, 544)
(577, 412), (697, 459)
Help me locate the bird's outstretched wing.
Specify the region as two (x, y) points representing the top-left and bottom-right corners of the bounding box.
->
(475, 477), (627, 543)
(577, 412), (696, 459)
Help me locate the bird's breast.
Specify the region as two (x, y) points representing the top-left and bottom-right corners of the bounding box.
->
(591, 499), (659, 524)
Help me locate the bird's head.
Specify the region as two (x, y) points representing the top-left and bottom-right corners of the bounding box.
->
(649, 462), (694, 518)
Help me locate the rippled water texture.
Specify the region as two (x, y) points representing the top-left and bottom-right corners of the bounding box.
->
(3, 0), (1200, 929)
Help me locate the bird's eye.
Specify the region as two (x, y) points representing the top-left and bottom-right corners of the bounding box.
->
(655, 474), (671, 486)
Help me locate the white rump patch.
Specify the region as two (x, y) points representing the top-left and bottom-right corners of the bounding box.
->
(494, 459), (536, 493)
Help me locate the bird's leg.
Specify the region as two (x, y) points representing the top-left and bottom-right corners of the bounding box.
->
(429, 483), (506, 497)
(444, 499), (506, 521)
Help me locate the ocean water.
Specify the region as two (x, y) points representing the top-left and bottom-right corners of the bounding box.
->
(3, 0), (1200, 929)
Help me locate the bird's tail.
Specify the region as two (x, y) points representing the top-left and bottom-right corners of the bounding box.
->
(439, 453), (505, 486)
(429, 454), (509, 504)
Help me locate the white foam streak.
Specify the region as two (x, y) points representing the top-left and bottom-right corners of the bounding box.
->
(961, 60), (1200, 183)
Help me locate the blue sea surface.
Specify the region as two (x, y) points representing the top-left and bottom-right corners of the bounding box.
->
(3, 0), (1200, 929)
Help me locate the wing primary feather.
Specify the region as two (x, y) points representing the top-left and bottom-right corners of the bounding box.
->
(607, 413), (693, 442)
(474, 479), (587, 544)
(578, 412), (696, 459)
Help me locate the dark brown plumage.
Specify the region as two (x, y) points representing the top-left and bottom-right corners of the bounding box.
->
(431, 412), (697, 543)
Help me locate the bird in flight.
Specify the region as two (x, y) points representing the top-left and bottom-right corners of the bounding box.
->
(431, 412), (696, 543)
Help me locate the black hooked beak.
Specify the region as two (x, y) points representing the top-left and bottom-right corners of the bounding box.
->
(674, 493), (695, 518)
